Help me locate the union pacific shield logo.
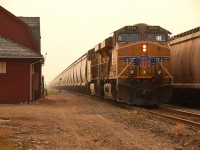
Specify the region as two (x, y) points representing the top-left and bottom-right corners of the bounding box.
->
(119, 56), (169, 67)
(140, 56), (150, 67)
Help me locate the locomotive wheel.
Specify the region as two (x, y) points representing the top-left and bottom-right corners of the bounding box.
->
(111, 83), (117, 99)
(94, 80), (104, 97)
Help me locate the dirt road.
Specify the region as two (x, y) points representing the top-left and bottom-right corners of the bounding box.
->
(0, 92), (199, 149)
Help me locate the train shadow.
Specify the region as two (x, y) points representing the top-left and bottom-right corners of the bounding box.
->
(88, 95), (160, 110)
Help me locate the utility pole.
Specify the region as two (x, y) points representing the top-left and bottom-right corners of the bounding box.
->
(59, 78), (62, 93)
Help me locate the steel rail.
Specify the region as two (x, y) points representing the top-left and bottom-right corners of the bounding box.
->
(139, 108), (200, 129)
(159, 106), (200, 118)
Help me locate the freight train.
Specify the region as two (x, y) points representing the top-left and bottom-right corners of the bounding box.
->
(49, 23), (173, 105)
(170, 26), (200, 104)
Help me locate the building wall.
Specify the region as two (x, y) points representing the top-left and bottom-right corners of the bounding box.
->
(0, 7), (39, 52)
(0, 6), (43, 103)
(0, 59), (31, 103)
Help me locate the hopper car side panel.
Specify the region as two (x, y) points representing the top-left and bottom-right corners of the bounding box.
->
(170, 27), (200, 104)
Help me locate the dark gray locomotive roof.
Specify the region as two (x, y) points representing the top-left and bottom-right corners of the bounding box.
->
(114, 23), (171, 34)
(0, 35), (43, 58)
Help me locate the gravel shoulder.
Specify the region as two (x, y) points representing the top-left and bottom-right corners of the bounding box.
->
(0, 92), (200, 150)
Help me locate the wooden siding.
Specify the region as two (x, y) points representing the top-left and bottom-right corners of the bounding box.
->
(170, 31), (200, 88)
(0, 6), (43, 103)
(0, 6), (39, 52)
(0, 59), (30, 103)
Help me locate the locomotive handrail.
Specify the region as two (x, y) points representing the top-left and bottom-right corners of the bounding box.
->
(117, 61), (132, 78)
(158, 60), (173, 84)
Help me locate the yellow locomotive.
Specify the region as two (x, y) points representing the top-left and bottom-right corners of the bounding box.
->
(50, 23), (173, 105)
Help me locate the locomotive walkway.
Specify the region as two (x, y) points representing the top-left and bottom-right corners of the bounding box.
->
(0, 92), (199, 149)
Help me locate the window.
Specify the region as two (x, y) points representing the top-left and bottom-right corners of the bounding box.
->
(118, 33), (141, 42)
(0, 62), (6, 73)
(145, 34), (167, 42)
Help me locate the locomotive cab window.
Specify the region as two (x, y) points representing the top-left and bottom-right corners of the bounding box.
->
(118, 33), (141, 42)
(145, 34), (167, 42)
(0, 62), (6, 73)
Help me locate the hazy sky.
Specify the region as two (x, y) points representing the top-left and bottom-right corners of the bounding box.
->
(1, 0), (200, 84)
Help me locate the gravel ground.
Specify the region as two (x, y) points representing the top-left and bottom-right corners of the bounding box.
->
(0, 92), (200, 150)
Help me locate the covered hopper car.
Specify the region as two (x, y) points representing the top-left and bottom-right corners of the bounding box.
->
(49, 23), (173, 105)
(170, 26), (200, 104)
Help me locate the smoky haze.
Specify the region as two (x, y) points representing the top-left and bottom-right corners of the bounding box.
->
(1, 0), (200, 84)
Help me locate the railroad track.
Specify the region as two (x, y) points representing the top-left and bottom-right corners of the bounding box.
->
(140, 106), (200, 129)
(61, 92), (200, 129)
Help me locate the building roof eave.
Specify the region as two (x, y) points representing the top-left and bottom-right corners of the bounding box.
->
(0, 56), (43, 59)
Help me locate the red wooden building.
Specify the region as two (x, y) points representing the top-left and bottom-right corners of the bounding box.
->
(0, 6), (44, 103)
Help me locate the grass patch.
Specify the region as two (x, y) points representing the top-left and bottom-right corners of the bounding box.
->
(125, 111), (143, 124)
(0, 140), (19, 150)
(46, 90), (59, 95)
(129, 114), (143, 124)
(0, 128), (20, 150)
(175, 124), (187, 136)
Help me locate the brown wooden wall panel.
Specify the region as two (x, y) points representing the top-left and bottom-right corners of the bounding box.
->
(0, 60), (30, 103)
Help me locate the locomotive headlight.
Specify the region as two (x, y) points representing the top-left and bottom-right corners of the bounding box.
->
(143, 48), (147, 52)
(142, 45), (147, 49)
(157, 69), (162, 75)
(129, 69), (135, 75)
(142, 44), (147, 52)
